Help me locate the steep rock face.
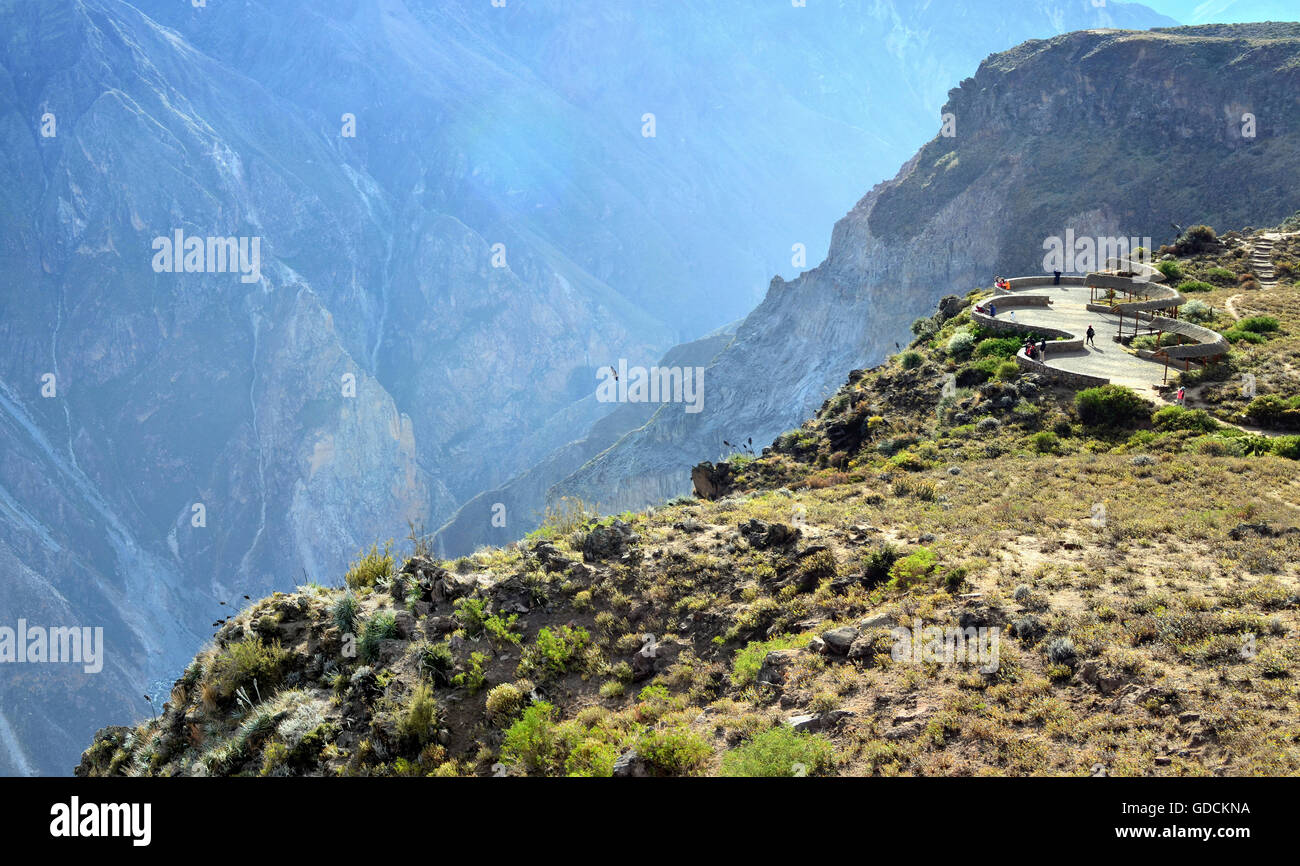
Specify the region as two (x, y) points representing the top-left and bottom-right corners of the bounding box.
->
(547, 24), (1300, 513)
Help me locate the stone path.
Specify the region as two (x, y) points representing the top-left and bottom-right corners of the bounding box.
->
(1251, 234), (1278, 289)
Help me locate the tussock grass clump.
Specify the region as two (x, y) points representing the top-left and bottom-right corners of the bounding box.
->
(345, 541), (394, 589)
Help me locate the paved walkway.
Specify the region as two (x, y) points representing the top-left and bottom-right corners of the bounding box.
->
(988, 283), (1176, 398)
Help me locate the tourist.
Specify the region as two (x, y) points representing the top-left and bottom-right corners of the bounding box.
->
(1177, 386), (1186, 406)
(1053, 270), (1062, 285)
(1038, 338), (1047, 358)
(1086, 325), (1096, 347)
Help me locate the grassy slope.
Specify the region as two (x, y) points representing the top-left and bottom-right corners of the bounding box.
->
(78, 225), (1300, 778)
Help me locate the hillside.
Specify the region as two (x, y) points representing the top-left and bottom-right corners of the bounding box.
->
(78, 222), (1300, 777)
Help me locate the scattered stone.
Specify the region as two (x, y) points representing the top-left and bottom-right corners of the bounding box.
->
(884, 721), (923, 741)
(820, 626), (859, 656)
(757, 649), (801, 687)
(532, 541), (575, 573)
(1079, 661), (1129, 695)
(787, 710), (855, 733)
(738, 519), (800, 549)
(582, 520), (639, 563)
(392, 610), (416, 639)
(613, 750), (650, 778)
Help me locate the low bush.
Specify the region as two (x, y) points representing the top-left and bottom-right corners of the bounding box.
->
(720, 726), (837, 777)
(1152, 406), (1219, 433)
(1075, 385), (1151, 428)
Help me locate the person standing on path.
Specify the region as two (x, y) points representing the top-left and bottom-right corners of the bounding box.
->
(1038, 338), (1047, 359)
(1177, 386), (1186, 406)
(1086, 325), (1097, 347)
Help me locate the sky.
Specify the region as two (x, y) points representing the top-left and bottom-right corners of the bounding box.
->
(1136, 0), (1299, 24)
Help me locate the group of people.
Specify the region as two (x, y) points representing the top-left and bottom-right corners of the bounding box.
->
(1024, 336), (1048, 361)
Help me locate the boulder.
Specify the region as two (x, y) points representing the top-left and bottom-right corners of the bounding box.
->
(612, 750), (650, 778)
(738, 519), (799, 549)
(691, 461), (734, 501)
(582, 520), (639, 563)
(821, 627), (859, 656)
(393, 610), (416, 639)
(756, 649), (801, 686)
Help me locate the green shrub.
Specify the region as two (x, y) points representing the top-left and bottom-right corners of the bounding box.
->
(564, 738), (618, 778)
(1236, 315), (1280, 334)
(484, 613), (522, 647)
(720, 726), (837, 777)
(417, 641), (454, 685)
(862, 544), (900, 588)
(517, 626), (592, 680)
(1156, 260), (1184, 282)
(1223, 329), (1266, 345)
(453, 597), (488, 637)
(501, 702), (563, 774)
(1152, 406), (1219, 433)
(900, 351), (924, 370)
(1272, 436), (1300, 460)
(207, 637), (290, 702)
(1075, 385), (1150, 428)
(994, 360), (1020, 381)
(1030, 431), (1059, 453)
(345, 541), (394, 589)
(636, 726), (712, 776)
(1204, 266), (1237, 285)
(452, 650), (489, 694)
(397, 683), (439, 748)
(1176, 280), (1214, 294)
(974, 336), (1024, 360)
(358, 612), (398, 664)
(888, 547), (938, 589)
